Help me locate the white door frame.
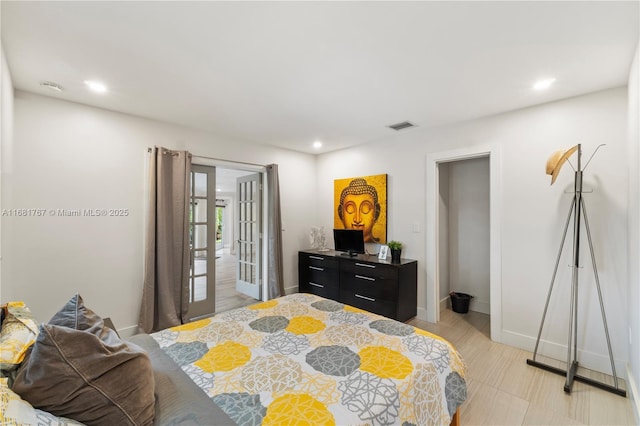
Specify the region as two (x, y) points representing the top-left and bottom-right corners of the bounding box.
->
(192, 157), (268, 302)
(425, 144), (502, 342)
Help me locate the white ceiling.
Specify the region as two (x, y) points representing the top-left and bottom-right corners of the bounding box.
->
(1, 1), (638, 154)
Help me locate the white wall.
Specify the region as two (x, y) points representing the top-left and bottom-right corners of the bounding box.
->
(444, 157), (490, 314)
(626, 41), (640, 423)
(216, 195), (234, 251)
(0, 44), (14, 298)
(317, 87), (629, 374)
(2, 91), (316, 334)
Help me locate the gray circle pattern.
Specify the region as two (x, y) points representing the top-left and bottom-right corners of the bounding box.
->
(305, 345), (360, 376)
(369, 319), (414, 336)
(248, 315), (289, 333)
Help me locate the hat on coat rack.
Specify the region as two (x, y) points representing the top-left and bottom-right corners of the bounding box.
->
(546, 145), (578, 185)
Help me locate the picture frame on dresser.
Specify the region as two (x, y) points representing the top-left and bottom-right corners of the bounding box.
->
(378, 245), (389, 260)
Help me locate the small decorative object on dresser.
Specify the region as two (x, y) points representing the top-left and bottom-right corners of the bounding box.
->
(378, 244), (388, 260)
(387, 240), (402, 263)
(309, 226), (329, 251)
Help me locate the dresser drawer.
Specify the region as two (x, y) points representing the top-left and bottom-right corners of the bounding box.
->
(306, 281), (340, 300)
(340, 260), (398, 280)
(302, 253), (339, 269)
(306, 265), (339, 288)
(340, 272), (398, 300)
(299, 252), (339, 298)
(340, 290), (395, 319)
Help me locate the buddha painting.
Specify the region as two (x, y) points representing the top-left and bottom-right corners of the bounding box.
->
(334, 174), (387, 243)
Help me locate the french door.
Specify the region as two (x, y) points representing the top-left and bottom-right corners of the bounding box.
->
(188, 165), (216, 318)
(235, 173), (262, 300)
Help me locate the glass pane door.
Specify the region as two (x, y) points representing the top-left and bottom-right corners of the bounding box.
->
(235, 173), (262, 299)
(188, 165), (216, 318)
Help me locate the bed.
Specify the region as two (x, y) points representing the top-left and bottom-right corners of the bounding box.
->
(1, 294), (467, 426)
(143, 293), (467, 425)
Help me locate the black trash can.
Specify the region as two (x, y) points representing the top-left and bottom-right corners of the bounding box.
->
(450, 292), (473, 314)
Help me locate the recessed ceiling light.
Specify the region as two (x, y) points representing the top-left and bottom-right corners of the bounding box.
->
(533, 78), (556, 91)
(313, 141), (323, 149)
(39, 81), (63, 92)
(84, 80), (108, 93)
(216, 188), (221, 192)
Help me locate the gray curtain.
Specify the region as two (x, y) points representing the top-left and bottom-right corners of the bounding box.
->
(139, 147), (192, 333)
(266, 164), (285, 299)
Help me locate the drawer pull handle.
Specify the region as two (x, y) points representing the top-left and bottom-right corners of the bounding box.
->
(310, 282), (324, 288)
(355, 294), (375, 302)
(355, 275), (375, 282)
(309, 266), (324, 271)
(309, 256), (324, 260)
(355, 263), (376, 269)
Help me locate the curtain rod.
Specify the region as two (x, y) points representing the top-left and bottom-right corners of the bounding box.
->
(147, 147), (266, 168)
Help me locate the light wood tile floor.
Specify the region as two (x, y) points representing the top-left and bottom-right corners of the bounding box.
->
(215, 248), (258, 313)
(408, 310), (637, 426)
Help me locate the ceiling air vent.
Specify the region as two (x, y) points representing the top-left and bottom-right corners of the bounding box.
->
(387, 121), (416, 131)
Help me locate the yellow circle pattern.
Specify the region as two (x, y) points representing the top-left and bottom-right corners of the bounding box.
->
(263, 393), (335, 426)
(359, 346), (414, 379)
(285, 316), (326, 335)
(170, 318), (211, 332)
(248, 300), (279, 310)
(194, 341), (251, 372)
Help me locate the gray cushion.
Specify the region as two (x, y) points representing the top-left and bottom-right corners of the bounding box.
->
(11, 295), (156, 426)
(128, 333), (236, 426)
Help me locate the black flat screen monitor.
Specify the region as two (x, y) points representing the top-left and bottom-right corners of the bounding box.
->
(333, 229), (365, 257)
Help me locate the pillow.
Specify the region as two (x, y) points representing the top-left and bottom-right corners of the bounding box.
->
(48, 293), (106, 335)
(1, 378), (83, 426)
(0, 302), (39, 372)
(11, 295), (155, 426)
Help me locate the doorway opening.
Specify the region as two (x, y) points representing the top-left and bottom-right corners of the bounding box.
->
(426, 145), (502, 342)
(438, 157), (490, 334)
(188, 163), (264, 320)
(214, 167), (262, 313)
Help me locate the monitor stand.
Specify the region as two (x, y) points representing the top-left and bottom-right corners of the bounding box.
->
(340, 250), (359, 257)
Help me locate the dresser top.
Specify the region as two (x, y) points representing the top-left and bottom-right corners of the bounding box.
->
(300, 249), (417, 266)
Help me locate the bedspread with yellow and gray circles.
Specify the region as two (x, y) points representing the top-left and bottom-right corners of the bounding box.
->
(151, 294), (467, 426)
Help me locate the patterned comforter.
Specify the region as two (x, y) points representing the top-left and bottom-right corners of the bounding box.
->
(150, 293), (467, 426)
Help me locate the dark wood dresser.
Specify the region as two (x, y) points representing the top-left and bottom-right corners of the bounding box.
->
(298, 250), (417, 322)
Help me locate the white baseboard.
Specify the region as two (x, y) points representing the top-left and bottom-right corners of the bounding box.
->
(470, 299), (490, 315)
(501, 329), (627, 379)
(627, 364), (640, 425)
(417, 306), (428, 322)
(284, 285), (298, 296)
(440, 297), (449, 312)
(118, 325), (139, 338)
